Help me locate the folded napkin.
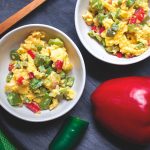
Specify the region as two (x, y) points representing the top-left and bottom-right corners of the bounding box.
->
(0, 129), (16, 150)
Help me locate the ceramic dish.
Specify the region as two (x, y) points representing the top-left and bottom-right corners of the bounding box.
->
(75, 0), (150, 65)
(0, 24), (86, 122)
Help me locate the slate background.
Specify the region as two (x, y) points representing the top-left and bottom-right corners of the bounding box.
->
(1, 0), (150, 150)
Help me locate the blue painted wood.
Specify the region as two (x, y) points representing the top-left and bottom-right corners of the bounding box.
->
(1, 0), (150, 150)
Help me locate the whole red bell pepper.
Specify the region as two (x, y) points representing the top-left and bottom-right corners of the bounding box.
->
(91, 77), (150, 144)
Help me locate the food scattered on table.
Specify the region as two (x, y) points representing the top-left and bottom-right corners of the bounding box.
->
(5, 31), (75, 113)
(83, 0), (150, 58)
(91, 76), (150, 144)
(49, 116), (89, 150)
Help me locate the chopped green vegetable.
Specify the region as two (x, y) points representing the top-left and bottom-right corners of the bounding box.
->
(66, 77), (75, 87)
(39, 65), (46, 73)
(111, 9), (120, 20)
(118, 0), (122, 5)
(126, 0), (135, 7)
(10, 50), (20, 60)
(30, 78), (43, 90)
(46, 67), (54, 76)
(36, 45), (43, 51)
(6, 73), (13, 83)
(39, 93), (51, 110)
(98, 13), (107, 25)
(22, 96), (31, 103)
(59, 87), (68, 94)
(106, 29), (116, 37)
(88, 31), (102, 42)
(15, 61), (21, 69)
(48, 38), (64, 47)
(60, 71), (66, 79)
(106, 24), (119, 37)
(34, 87), (49, 97)
(101, 38), (106, 47)
(22, 61), (28, 67)
(111, 24), (119, 32)
(115, 9), (121, 19)
(89, 0), (103, 12)
(136, 42), (145, 49)
(34, 54), (51, 67)
(7, 93), (22, 106)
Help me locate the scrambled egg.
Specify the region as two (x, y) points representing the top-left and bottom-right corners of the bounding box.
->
(83, 0), (150, 57)
(5, 31), (75, 112)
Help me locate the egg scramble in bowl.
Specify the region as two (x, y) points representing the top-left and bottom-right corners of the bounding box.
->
(83, 0), (150, 58)
(5, 31), (75, 113)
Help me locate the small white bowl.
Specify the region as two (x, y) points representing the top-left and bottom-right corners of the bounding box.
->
(75, 0), (150, 65)
(0, 24), (86, 122)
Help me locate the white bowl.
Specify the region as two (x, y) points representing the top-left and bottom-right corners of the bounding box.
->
(0, 24), (86, 122)
(75, 0), (150, 65)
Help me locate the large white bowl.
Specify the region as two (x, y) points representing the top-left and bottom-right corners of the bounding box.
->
(75, 0), (150, 65)
(0, 24), (86, 122)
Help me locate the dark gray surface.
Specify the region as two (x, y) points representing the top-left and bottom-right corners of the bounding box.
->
(1, 0), (150, 150)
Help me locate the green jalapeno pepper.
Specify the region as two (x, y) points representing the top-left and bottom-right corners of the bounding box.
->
(39, 93), (52, 110)
(10, 50), (20, 60)
(49, 116), (89, 150)
(126, 0), (135, 7)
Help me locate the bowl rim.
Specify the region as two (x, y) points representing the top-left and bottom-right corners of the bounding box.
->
(75, 0), (150, 65)
(0, 24), (86, 122)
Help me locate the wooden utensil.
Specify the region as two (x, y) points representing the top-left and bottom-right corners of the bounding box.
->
(0, 0), (46, 35)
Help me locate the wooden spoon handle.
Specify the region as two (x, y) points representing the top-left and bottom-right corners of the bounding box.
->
(0, 0), (46, 35)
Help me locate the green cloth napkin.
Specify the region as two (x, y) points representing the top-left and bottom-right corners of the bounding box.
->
(0, 129), (16, 150)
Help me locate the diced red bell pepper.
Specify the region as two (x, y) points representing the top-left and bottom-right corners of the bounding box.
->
(99, 27), (105, 34)
(17, 76), (24, 85)
(129, 17), (137, 24)
(128, 8), (145, 24)
(91, 26), (97, 32)
(8, 64), (14, 71)
(127, 54), (134, 58)
(25, 102), (40, 113)
(27, 50), (35, 59)
(135, 7), (145, 22)
(116, 52), (123, 58)
(55, 60), (63, 72)
(28, 72), (35, 79)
